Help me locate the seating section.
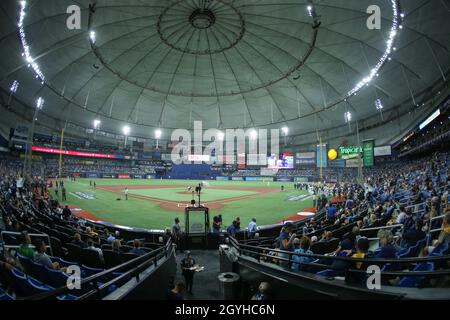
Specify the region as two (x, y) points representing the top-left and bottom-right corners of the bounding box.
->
(235, 151), (450, 290)
(0, 174), (166, 300)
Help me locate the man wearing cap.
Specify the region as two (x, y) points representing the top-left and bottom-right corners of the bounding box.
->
(180, 251), (196, 294)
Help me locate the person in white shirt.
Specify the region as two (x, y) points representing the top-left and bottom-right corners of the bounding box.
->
(248, 218), (257, 239)
(124, 187), (129, 200)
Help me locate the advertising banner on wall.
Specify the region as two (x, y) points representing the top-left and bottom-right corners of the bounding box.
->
(216, 176), (230, 181)
(295, 152), (316, 166)
(363, 140), (374, 167)
(346, 159), (360, 168)
(374, 145), (392, 157)
(329, 159), (346, 168)
(231, 177), (244, 181)
(339, 146), (362, 160)
(118, 174), (130, 179)
(316, 144), (327, 168)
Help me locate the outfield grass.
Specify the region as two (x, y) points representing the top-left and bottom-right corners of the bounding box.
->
(53, 178), (314, 230)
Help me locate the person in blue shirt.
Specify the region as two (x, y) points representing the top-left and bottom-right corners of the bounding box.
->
(327, 204), (337, 221)
(227, 220), (238, 237)
(129, 239), (146, 256)
(278, 222), (296, 267)
(291, 237), (314, 271)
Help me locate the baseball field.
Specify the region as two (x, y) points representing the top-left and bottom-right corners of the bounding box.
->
(51, 178), (315, 230)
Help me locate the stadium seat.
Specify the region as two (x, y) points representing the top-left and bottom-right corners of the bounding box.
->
(81, 265), (104, 277)
(0, 288), (14, 300)
(79, 249), (104, 268)
(58, 258), (79, 268)
(120, 245), (134, 253)
(45, 266), (70, 288)
(28, 260), (50, 284)
(398, 262), (434, 288)
(65, 243), (82, 261)
(103, 250), (123, 268)
(17, 253), (33, 275)
(50, 236), (66, 257)
(120, 252), (139, 263)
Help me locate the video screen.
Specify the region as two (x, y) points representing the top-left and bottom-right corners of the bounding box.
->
(267, 154), (294, 169)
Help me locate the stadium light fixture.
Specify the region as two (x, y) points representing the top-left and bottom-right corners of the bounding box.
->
(347, 0), (400, 97)
(18, 0), (45, 82)
(93, 119), (101, 129)
(123, 125), (130, 136)
(250, 129), (257, 140)
(344, 111), (352, 123)
(375, 99), (383, 111)
(218, 131), (225, 141)
(281, 126), (289, 135)
(154, 129), (162, 139)
(10, 80), (19, 93)
(36, 97), (44, 110)
(89, 31), (96, 44)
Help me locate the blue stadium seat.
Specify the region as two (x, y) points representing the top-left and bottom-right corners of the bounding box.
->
(56, 294), (78, 300)
(398, 262), (434, 288)
(27, 277), (54, 295)
(81, 265), (104, 277)
(430, 242), (449, 256)
(28, 260), (50, 284)
(45, 266), (70, 288)
(0, 288), (14, 300)
(17, 253), (33, 275)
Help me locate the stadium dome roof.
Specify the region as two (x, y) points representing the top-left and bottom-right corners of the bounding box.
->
(0, 0), (449, 145)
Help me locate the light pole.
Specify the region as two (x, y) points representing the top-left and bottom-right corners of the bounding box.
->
(155, 129), (162, 149)
(123, 125), (130, 147)
(24, 97), (44, 177)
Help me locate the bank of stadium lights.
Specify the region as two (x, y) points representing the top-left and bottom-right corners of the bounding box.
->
(93, 119), (101, 130)
(281, 126), (289, 135)
(218, 131), (225, 141)
(122, 126), (130, 136)
(348, 0), (402, 97)
(250, 130), (257, 140)
(36, 97), (44, 110)
(154, 129), (162, 139)
(10, 80), (19, 93)
(18, 1), (45, 83)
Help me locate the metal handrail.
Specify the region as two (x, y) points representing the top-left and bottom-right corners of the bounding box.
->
(229, 236), (449, 264)
(1, 230), (53, 256)
(360, 224), (403, 232)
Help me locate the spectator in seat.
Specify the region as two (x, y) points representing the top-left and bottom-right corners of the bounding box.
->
(436, 213), (450, 246)
(111, 239), (121, 252)
(129, 239), (146, 256)
(167, 282), (185, 300)
(62, 205), (72, 219)
(71, 233), (87, 248)
(401, 220), (426, 248)
(396, 206), (408, 225)
(34, 240), (63, 271)
(86, 239), (104, 262)
(376, 230), (398, 259)
(18, 232), (35, 259)
(105, 230), (116, 243)
(291, 237), (314, 271)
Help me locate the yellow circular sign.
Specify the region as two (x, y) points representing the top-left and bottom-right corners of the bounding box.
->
(328, 148), (338, 160)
